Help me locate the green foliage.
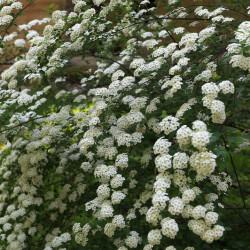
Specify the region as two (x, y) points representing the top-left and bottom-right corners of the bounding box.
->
(0, 0), (249, 249)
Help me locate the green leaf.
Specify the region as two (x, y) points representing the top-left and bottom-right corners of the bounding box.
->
(161, 110), (167, 118)
(49, 3), (55, 8)
(229, 39), (239, 43)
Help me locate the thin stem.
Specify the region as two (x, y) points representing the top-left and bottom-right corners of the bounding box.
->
(224, 207), (250, 210)
(228, 223), (249, 227)
(94, 55), (134, 76)
(115, 16), (208, 34)
(187, 4), (249, 18)
(0, 115), (49, 134)
(222, 136), (246, 208)
(166, 30), (180, 49)
(222, 201), (249, 224)
(236, 179), (250, 183)
(0, 63), (13, 65)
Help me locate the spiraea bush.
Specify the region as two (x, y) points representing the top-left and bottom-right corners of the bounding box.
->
(0, 0), (249, 249)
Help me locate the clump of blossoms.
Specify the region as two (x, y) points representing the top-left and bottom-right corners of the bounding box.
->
(0, 0), (249, 249)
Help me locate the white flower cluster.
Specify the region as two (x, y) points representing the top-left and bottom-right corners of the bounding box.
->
(0, 1), (22, 26)
(201, 80), (235, 124)
(229, 21), (250, 72)
(0, 0), (245, 249)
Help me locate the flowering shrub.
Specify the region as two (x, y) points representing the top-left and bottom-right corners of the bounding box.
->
(0, 0), (249, 249)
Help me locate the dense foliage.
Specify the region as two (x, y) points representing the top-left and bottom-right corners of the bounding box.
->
(0, 0), (249, 249)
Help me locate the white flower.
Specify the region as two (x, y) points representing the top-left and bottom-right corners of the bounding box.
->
(14, 39), (26, 47)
